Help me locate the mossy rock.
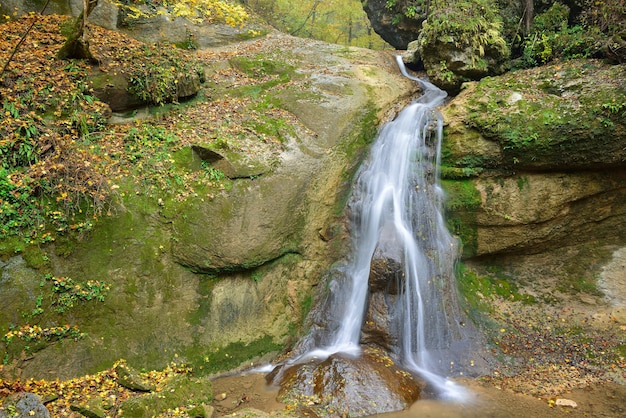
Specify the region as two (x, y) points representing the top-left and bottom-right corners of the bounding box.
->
(443, 59), (626, 170)
(70, 396), (108, 418)
(118, 375), (212, 417)
(417, 0), (510, 94)
(115, 361), (156, 392)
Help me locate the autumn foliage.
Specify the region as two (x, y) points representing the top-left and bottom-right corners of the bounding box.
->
(0, 15), (113, 241)
(0, 13), (210, 242)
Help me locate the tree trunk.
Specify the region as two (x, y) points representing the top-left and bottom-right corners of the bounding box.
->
(522, 0), (534, 35)
(56, 0), (99, 61)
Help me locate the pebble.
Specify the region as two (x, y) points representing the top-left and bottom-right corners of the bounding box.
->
(556, 398), (578, 408)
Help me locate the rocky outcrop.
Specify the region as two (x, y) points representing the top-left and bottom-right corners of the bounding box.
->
(360, 251), (402, 351)
(0, 30), (416, 380)
(441, 59), (626, 258)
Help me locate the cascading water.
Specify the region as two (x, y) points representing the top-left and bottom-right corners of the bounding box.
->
(281, 56), (479, 402)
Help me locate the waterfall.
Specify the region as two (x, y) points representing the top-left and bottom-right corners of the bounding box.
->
(287, 56), (473, 401)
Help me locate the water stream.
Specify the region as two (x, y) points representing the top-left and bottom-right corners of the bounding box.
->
(285, 57), (476, 401)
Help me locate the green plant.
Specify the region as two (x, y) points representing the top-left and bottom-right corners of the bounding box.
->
(438, 60), (455, 82)
(251, 271), (263, 282)
(45, 274), (111, 313)
(207, 167), (226, 183)
(3, 324), (85, 345)
(602, 100), (626, 114)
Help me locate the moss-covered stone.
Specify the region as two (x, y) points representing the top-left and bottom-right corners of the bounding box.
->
(444, 59), (626, 170)
(115, 361), (156, 392)
(417, 0), (510, 93)
(118, 375), (212, 418)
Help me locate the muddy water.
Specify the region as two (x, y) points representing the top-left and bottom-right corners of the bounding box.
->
(210, 372), (626, 417)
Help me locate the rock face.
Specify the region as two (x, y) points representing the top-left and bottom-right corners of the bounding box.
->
(0, 31), (416, 380)
(272, 347), (421, 417)
(0, 0), (81, 17)
(441, 59), (626, 261)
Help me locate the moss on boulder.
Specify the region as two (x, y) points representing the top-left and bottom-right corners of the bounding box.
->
(118, 375), (212, 418)
(416, 0), (510, 93)
(443, 59), (626, 170)
(441, 59), (626, 259)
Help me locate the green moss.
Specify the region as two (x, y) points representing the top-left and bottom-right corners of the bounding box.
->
(53, 237), (76, 258)
(0, 236), (26, 258)
(228, 56), (296, 100)
(186, 276), (217, 326)
(119, 374), (212, 418)
(21, 246), (51, 270)
(334, 103), (380, 214)
(186, 335), (281, 376)
(442, 179), (481, 257)
(229, 56), (294, 79)
(461, 60), (626, 168)
(457, 264), (536, 319)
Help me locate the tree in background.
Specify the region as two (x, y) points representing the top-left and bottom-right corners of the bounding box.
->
(57, 0), (249, 60)
(247, 0), (389, 49)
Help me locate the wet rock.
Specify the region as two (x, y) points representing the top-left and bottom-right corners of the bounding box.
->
(361, 292), (398, 351)
(362, 249), (404, 350)
(368, 225), (405, 294)
(275, 347), (421, 417)
(402, 40), (421, 66)
(368, 257), (402, 294)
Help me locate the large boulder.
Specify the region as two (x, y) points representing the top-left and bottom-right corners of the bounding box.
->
(441, 59), (626, 258)
(442, 59), (626, 172)
(416, 0), (510, 94)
